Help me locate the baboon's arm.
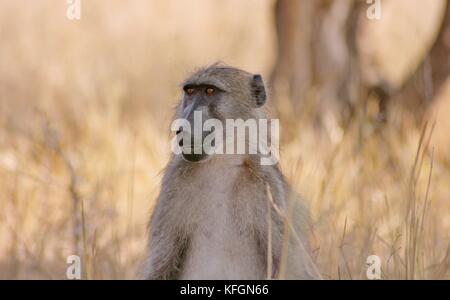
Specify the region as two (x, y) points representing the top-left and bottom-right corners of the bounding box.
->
(258, 202), (322, 280)
(144, 202), (188, 280)
(256, 205), (284, 279)
(257, 164), (321, 279)
(255, 182), (286, 279)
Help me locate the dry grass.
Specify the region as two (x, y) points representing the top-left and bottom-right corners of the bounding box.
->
(0, 0), (449, 279)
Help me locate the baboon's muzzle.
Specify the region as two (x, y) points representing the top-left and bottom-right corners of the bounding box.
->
(176, 126), (215, 163)
(177, 96), (217, 163)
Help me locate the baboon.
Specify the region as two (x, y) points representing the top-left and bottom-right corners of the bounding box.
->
(143, 64), (321, 280)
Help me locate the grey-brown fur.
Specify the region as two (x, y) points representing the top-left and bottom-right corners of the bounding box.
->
(143, 64), (321, 279)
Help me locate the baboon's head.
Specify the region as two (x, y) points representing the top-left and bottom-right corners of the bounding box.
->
(175, 64), (267, 163)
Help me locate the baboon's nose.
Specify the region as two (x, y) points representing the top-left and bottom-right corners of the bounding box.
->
(176, 128), (183, 147)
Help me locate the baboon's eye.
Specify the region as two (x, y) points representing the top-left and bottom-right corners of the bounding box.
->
(206, 87), (215, 95)
(186, 88), (195, 95)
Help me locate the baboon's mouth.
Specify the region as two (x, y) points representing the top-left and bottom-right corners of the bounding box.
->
(180, 140), (213, 163)
(182, 152), (209, 163)
(178, 131), (215, 163)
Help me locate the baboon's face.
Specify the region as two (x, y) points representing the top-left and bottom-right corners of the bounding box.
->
(177, 83), (224, 162)
(176, 67), (266, 163)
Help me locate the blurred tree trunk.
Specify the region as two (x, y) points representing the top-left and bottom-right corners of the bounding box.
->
(271, 0), (449, 128)
(429, 1), (450, 96)
(270, 0), (315, 111)
(387, 1), (450, 122)
(270, 0), (359, 128)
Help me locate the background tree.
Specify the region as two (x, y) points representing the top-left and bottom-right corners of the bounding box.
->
(271, 0), (449, 129)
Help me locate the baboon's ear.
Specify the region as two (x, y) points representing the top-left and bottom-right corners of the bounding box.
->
(251, 74), (266, 107)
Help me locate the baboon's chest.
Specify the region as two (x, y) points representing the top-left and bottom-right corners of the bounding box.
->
(180, 161), (265, 279)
